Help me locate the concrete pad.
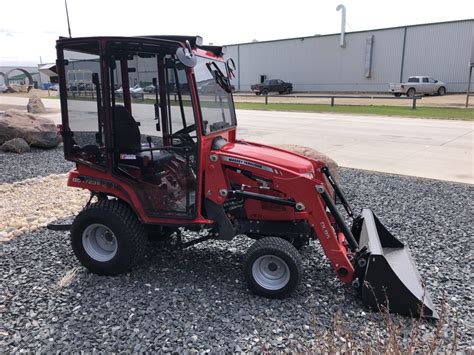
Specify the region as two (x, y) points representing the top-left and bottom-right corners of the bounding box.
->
(235, 110), (473, 184)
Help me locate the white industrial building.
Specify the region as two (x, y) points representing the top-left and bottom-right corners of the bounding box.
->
(224, 19), (474, 93)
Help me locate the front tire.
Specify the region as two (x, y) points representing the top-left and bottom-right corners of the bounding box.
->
(71, 199), (147, 276)
(406, 88), (416, 97)
(394, 93), (402, 97)
(437, 86), (446, 96)
(243, 237), (302, 298)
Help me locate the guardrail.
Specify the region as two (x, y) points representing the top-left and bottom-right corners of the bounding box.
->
(59, 90), (148, 101)
(238, 94), (423, 109)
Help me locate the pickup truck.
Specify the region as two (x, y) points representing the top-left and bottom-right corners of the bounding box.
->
(251, 79), (293, 95)
(389, 76), (446, 97)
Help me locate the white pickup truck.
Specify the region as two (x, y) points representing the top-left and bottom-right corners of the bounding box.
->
(389, 76), (447, 97)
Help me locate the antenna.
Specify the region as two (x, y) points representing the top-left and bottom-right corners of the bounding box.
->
(65, 0), (72, 38)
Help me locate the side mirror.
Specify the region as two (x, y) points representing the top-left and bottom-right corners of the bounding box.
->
(226, 58), (236, 79)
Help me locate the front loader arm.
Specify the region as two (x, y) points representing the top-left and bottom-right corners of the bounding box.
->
(269, 173), (356, 284)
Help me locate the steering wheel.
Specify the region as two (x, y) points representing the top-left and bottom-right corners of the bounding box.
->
(169, 123), (196, 146)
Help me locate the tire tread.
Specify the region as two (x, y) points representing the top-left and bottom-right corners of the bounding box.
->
(243, 237), (302, 298)
(71, 199), (147, 275)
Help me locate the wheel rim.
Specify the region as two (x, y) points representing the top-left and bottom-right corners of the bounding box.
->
(252, 255), (290, 290)
(82, 224), (118, 262)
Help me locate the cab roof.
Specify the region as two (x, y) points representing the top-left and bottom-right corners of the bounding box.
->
(56, 35), (225, 57)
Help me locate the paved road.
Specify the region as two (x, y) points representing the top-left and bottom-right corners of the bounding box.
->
(237, 110), (473, 184)
(1, 96), (472, 183)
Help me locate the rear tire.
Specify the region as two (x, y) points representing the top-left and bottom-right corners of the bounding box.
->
(71, 199), (147, 276)
(437, 86), (446, 96)
(261, 88), (269, 96)
(394, 93), (402, 97)
(243, 237), (302, 298)
(256, 92), (261, 96)
(406, 88), (416, 97)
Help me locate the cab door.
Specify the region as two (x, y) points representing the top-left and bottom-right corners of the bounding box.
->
(421, 77), (430, 94)
(108, 50), (199, 219)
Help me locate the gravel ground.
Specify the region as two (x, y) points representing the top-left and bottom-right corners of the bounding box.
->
(0, 146), (73, 184)
(1, 161), (473, 351)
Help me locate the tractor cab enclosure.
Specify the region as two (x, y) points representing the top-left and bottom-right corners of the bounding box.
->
(56, 36), (236, 220)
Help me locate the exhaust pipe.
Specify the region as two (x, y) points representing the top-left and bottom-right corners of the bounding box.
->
(352, 209), (438, 319)
(336, 4), (346, 48)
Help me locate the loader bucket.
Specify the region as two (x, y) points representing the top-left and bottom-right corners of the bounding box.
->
(353, 209), (438, 319)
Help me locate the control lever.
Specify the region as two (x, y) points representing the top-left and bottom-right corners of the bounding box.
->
(146, 136), (154, 161)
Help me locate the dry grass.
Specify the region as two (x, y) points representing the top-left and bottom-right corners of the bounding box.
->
(57, 267), (79, 289)
(303, 296), (457, 353)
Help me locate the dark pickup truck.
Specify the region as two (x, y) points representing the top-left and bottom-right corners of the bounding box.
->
(251, 79), (293, 95)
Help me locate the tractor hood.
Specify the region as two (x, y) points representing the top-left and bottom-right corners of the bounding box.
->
(219, 141), (313, 174)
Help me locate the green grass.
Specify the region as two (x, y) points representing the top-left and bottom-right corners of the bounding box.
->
(51, 96), (474, 120)
(234, 102), (474, 120)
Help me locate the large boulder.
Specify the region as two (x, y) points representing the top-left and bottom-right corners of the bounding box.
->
(27, 95), (46, 113)
(1, 137), (31, 153)
(277, 144), (341, 183)
(0, 110), (60, 148)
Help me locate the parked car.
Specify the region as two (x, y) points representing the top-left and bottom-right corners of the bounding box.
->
(389, 76), (446, 97)
(115, 85), (144, 98)
(251, 79), (293, 95)
(143, 84), (157, 93)
(130, 85), (144, 98)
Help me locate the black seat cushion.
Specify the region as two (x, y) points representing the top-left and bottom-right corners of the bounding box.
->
(137, 150), (173, 166)
(113, 105), (141, 152)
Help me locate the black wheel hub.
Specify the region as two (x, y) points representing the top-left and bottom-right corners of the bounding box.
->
(268, 262), (278, 272)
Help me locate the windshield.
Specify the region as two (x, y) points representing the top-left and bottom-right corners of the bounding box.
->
(193, 56), (236, 134)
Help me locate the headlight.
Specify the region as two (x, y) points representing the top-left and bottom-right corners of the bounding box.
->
(303, 172), (314, 179)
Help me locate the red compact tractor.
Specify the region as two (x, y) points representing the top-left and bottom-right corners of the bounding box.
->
(51, 35), (437, 318)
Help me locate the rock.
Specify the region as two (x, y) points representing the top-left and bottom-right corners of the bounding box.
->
(0, 109), (60, 148)
(277, 144), (340, 183)
(27, 95), (46, 114)
(1, 138), (31, 154)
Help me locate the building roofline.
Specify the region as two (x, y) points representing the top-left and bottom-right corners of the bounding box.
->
(224, 18), (474, 47)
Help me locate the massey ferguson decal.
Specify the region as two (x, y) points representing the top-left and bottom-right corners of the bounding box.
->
(220, 156), (282, 175)
(72, 176), (117, 189)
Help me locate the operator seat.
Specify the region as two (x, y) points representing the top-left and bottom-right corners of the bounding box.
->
(112, 105), (173, 168)
(113, 105), (141, 153)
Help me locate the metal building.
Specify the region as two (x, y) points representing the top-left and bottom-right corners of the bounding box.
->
(224, 19), (474, 93)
